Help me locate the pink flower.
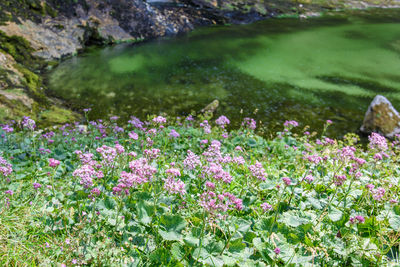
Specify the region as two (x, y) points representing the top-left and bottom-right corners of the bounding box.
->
(203, 163), (232, 184)
(169, 129), (180, 138)
(205, 181), (215, 190)
(261, 202), (272, 212)
(274, 247), (281, 255)
(163, 178), (186, 196)
(0, 156), (12, 177)
(283, 120), (298, 128)
(129, 158), (157, 181)
(334, 174), (346, 186)
(372, 187), (385, 201)
(115, 144), (125, 154)
(21, 116), (36, 130)
(248, 161), (267, 181)
(33, 182), (42, 189)
(282, 177), (291, 186)
(153, 116), (167, 124)
(215, 116), (230, 128)
(129, 131), (138, 140)
(304, 175), (314, 183)
(369, 132), (388, 151)
(166, 168), (181, 177)
(183, 150), (201, 170)
(96, 145), (117, 167)
(203, 140), (222, 162)
(242, 117), (256, 130)
(144, 148), (160, 160)
(89, 188), (101, 199)
(48, 158), (60, 168)
(349, 216), (365, 224)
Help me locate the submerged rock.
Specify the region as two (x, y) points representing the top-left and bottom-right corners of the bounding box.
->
(360, 95), (400, 138)
(200, 99), (219, 115)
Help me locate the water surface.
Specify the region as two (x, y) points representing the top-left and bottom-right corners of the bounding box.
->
(47, 9), (400, 137)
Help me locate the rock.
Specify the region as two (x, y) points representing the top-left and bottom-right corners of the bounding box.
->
(200, 99), (219, 114)
(360, 95), (400, 138)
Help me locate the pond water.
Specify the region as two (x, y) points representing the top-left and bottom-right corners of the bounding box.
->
(46, 9), (400, 137)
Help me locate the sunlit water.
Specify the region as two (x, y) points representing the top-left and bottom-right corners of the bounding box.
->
(46, 9), (400, 137)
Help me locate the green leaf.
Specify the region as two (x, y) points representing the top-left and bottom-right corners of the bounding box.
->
(183, 234), (199, 247)
(259, 181), (275, 190)
(107, 218), (116, 226)
(279, 212), (309, 227)
(307, 197), (322, 210)
(149, 247), (171, 264)
(228, 238), (246, 253)
(136, 200), (152, 225)
(389, 214), (400, 231)
(158, 214), (187, 241)
(328, 207), (343, 222)
(171, 242), (185, 261)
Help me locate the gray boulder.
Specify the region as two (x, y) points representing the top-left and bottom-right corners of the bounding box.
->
(360, 95), (400, 138)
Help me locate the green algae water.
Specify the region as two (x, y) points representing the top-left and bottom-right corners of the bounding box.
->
(46, 9), (400, 137)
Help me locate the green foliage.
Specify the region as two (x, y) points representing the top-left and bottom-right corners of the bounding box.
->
(0, 115), (400, 265)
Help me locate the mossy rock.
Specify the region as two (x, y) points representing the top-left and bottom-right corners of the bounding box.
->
(39, 106), (79, 126)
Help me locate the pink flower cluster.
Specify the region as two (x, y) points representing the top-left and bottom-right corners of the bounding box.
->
(242, 117), (256, 130)
(338, 146), (356, 161)
(129, 158), (157, 181)
(169, 129), (180, 138)
(371, 187), (385, 201)
(163, 178), (186, 196)
(261, 202), (272, 212)
(215, 116), (230, 128)
(113, 171), (148, 195)
(283, 120), (299, 128)
(0, 156), (12, 177)
(282, 177), (292, 186)
(334, 174), (347, 186)
(199, 191), (243, 218)
(153, 116), (167, 124)
(183, 150), (201, 170)
(248, 161), (267, 181)
(349, 215), (365, 224)
(203, 163), (232, 184)
(200, 120), (211, 134)
(49, 158), (60, 168)
(21, 116), (36, 130)
(368, 132), (388, 151)
(144, 148), (160, 160)
(73, 164), (104, 188)
(202, 140), (222, 162)
(165, 168), (181, 178)
(96, 145), (118, 167)
(75, 151), (96, 165)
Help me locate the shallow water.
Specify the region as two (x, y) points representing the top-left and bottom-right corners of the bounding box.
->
(46, 9), (400, 137)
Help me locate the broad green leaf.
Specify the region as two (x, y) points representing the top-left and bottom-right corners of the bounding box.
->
(228, 238), (246, 253)
(183, 234), (199, 247)
(389, 214), (400, 231)
(149, 247), (171, 264)
(259, 181), (275, 190)
(279, 212), (309, 227)
(307, 197), (322, 210)
(136, 200), (152, 225)
(328, 207), (343, 222)
(171, 242), (185, 260)
(158, 214), (187, 241)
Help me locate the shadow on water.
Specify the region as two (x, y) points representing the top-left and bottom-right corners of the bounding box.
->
(46, 8), (400, 138)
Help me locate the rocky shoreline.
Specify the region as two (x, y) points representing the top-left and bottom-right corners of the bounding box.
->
(0, 0), (399, 125)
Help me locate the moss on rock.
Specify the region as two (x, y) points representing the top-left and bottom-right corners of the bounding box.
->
(38, 105), (79, 126)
